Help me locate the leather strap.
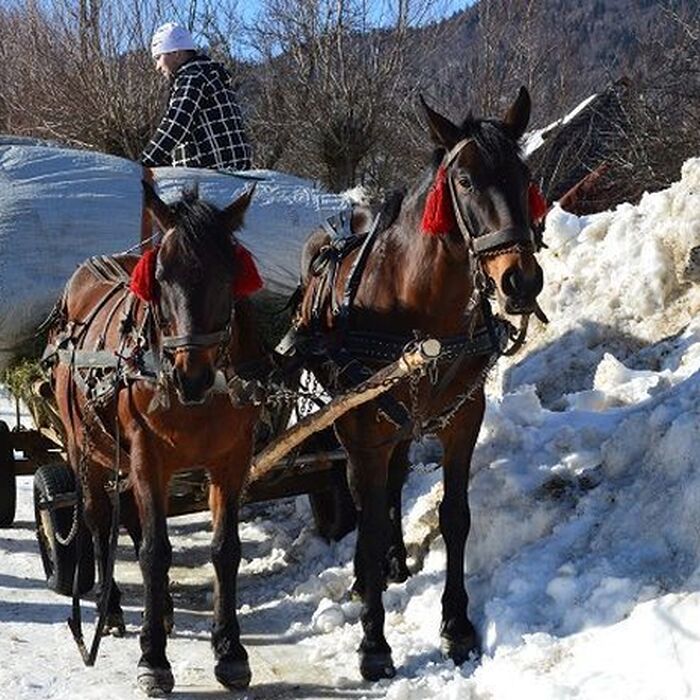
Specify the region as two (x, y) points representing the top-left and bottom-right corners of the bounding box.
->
(471, 226), (534, 253)
(337, 210), (383, 327)
(161, 329), (228, 350)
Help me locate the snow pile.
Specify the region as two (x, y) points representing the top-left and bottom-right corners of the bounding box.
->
(500, 157), (700, 406)
(1, 159), (700, 698)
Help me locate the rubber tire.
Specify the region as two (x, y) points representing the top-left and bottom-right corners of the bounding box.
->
(33, 464), (95, 596)
(0, 422), (16, 528)
(309, 463), (357, 542)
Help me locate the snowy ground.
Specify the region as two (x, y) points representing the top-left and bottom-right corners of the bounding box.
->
(1, 159), (700, 699)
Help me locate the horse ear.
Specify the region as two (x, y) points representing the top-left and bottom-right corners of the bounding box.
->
(420, 95), (461, 148)
(223, 184), (256, 232)
(503, 86), (531, 140)
(142, 181), (176, 232)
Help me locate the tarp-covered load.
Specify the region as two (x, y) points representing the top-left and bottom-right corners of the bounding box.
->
(0, 143), (353, 368)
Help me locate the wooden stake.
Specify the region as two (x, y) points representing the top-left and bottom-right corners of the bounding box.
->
(249, 338), (441, 481)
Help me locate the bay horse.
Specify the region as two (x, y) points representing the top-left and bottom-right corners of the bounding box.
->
(295, 87), (544, 680)
(46, 184), (263, 695)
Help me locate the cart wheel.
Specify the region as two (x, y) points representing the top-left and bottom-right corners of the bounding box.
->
(33, 464), (95, 596)
(0, 421), (16, 528)
(309, 464), (357, 542)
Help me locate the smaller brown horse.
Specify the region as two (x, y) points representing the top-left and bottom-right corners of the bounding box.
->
(295, 87), (544, 680)
(47, 184), (263, 695)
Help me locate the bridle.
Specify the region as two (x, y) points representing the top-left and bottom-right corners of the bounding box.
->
(442, 137), (538, 261)
(439, 137), (547, 352)
(149, 245), (235, 378)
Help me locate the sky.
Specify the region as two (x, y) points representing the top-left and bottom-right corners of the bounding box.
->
(238, 0), (470, 28)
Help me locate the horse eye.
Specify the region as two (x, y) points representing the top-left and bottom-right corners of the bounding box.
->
(456, 172), (473, 191)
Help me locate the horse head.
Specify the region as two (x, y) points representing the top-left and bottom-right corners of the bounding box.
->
(421, 87), (543, 316)
(142, 182), (254, 405)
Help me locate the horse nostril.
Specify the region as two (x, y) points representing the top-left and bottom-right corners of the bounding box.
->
(175, 365), (215, 403)
(501, 268), (523, 298)
(201, 366), (215, 390)
(173, 368), (184, 391)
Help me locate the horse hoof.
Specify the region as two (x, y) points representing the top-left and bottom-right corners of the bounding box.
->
(215, 657), (252, 690)
(359, 651), (396, 681)
(136, 664), (174, 697)
(103, 612), (126, 637)
(386, 558), (410, 584)
(440, 634), (480, 666)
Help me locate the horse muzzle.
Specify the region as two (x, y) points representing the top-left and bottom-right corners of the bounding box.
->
(172, 361), (216, 406)
(499, 262), (544, 315)
(162, 329), (228, 406)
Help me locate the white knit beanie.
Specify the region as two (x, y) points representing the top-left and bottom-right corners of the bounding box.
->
(151, 22), (196, 57)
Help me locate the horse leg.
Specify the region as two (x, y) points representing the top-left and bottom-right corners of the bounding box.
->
(121, 489), (174, 635)
(82, 470), (125, 637)
(121, 487), (142, 555)
(342, 438), (395, 681)
(349, 443), (407, 597)
(438, 393), (485, 664)
(386, 442), (410, 584)
(131, 438), (174, 696)
(209, 464), (250, 690)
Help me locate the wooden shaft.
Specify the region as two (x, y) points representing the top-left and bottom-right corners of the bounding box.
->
(140, 166), (155, 252)
(249, 338), (441, 481)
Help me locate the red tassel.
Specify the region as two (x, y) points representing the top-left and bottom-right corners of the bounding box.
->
(528, 183), (548, 223)
(129, 244), (264, 303)
(421, 165), (455, 236)
(129, 247), (159, 302)
(231, 244), (264, 299)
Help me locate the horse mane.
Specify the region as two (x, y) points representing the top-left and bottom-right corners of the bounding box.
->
(166, 187), (237, 273)
(428, 116), (522, 172)
(458, 116), (522, 168)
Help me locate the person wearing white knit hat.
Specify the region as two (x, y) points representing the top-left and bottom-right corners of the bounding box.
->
(142, 22), (252, 171)
(150, 22), (197, 78)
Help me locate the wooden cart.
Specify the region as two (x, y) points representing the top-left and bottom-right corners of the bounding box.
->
(0, 339), (439, 597)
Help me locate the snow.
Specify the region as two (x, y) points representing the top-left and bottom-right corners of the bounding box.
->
(522, 92), (599, 156)
(1, 158), (700, 698)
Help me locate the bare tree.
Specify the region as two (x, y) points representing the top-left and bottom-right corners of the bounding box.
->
(1, 0), (696, 200)
(246, 0), (452, 191)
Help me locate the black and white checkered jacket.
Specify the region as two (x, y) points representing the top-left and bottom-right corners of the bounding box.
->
(141, 55), (252, 171)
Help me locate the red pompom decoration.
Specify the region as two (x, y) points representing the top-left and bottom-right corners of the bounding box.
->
(231, 244), (264, 299)
(421, 165), (455, 236)
(129, 247), (159, 302)
(528, 183), (548, 223)
(129, 244), (264, 303)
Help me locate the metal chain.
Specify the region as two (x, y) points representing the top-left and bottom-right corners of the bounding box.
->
(421, 350), (499, 434)
(52, 477), (81, 547)
(227, 373), (327, 410)
(408, 367), (425, 440)
(53, 388), (99, 547)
